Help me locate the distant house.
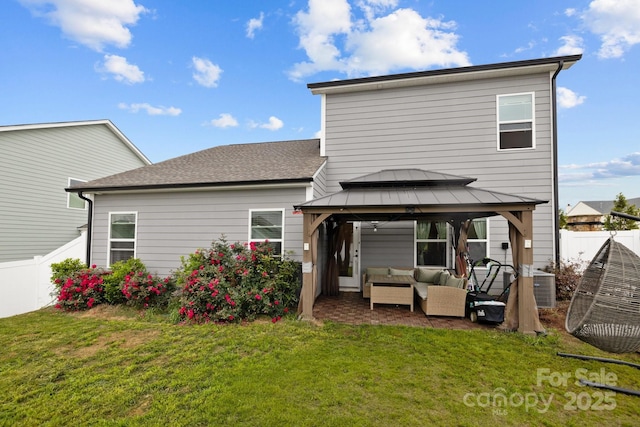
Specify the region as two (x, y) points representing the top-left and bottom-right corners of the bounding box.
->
(0, 120), (150, 263)
(69, 55), (581, 332)
(566, 197), (640, 231)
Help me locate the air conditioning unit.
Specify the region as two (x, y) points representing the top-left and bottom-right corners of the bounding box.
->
(502, 271), (556, 308)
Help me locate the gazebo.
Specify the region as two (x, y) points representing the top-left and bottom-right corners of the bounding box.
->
(294, 169), (546, 335)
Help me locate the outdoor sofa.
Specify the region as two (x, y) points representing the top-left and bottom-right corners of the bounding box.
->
(362, 266), (467, 317)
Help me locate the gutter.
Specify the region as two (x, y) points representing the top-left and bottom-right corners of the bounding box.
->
(551, 60), (564, 268)
(77, 191), (93, 266)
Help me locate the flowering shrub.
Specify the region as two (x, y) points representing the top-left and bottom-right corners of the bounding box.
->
(103, 258), (148, 305)
(122, 272), (176, 309)
(54, 266), (107, 311)
(174, 238), (300, 323)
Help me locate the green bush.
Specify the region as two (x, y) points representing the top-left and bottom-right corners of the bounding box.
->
(50, 258), (87, 289)
(173, 238), (300, 323)
(103, 258), (147, 304)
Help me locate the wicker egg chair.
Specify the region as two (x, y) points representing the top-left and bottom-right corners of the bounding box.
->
(565, 237), (640, 353)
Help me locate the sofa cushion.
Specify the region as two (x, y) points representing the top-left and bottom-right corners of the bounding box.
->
(414, 282), (428, 300)
(415, 267), (442, 283)
(390, 267), (414, 276)
(365, 267), (388, 277)
(437, 270), (451, 286)
(445, 275), (466, 289)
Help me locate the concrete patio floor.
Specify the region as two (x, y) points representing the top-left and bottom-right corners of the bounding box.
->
(312, 291), (496, 330)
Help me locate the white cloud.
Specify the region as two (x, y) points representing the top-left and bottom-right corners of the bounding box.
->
(99, 54), (144, 84)
(557, 87), (586, 108)
(118, 102), (181, 116)
(553, 35), (584, 56)
(20, 0), (148, 51)
(560, 152), (640, 182)
(246, 12), (264, 39)
(565, 8), (577, 17)
(250, 116), (284, 131)
(289, 0), (469, 80)
(581, 0), (640, 58)
(192, 56), (222, 88)
(209, 113), (238, 128)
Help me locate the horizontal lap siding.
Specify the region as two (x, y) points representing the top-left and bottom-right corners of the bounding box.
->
(323, 72), (555, 268)
(92, 187), (307, 276)
(0, 125), (148, 262)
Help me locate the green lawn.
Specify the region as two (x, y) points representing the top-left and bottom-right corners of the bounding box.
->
(1, 307), (639, 426)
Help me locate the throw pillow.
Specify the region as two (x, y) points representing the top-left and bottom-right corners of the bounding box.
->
(415, 267), (440, 283)
(390, 268), (413, 276)
(446, 275), (466, 289)
(438, 270), (451, 286)
(366, 267), (389, 276)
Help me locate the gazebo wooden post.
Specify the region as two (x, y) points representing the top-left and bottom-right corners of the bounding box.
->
(517, 210), (536, 335)
(299, 212), (331, 320)
(300, 212), (314, 319)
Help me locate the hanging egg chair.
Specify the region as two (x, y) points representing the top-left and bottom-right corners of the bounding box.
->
(565, 236), (640, 353)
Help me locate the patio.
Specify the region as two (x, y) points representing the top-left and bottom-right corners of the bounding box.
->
(313, 292), (495, 330)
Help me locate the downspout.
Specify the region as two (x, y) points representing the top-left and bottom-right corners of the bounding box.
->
(551, 60), (564, 267)
(78, 191), (93, 267)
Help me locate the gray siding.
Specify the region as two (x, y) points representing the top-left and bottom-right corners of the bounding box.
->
(312, 162), (327, 199)
(360, 222), (414, 272)
(323, 72), (555, 269)
(91, 186), (308, 276)
(0, 123), (148, 262)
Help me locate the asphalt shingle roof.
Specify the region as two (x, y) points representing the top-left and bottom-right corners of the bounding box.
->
(583, 197), (640, 214)
(70, 139), (325, 192)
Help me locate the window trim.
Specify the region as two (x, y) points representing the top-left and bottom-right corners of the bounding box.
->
(67, 178), (87, 210)
(107, 211), (138, 266)
(248, 208), (285, 256)
(496, 92), (536, 151)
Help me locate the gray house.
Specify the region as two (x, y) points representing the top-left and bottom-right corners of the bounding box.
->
(0, 120), (150, 263)
(69, 55), (581, 324)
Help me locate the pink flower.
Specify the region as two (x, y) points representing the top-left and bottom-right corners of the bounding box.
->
(187, 309), (195, 319)
(87, 297), (95, 308)
(255, 294), (262, 300)
(228, 315), (234, 321)
(274, 300), (280, 305)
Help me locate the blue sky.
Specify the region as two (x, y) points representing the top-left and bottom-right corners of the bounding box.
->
(2, 0), (639, 210)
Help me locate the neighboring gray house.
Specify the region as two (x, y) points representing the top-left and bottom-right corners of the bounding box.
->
(0, 120), (150, 263)
(566, 197), (640, 231)
(69, 55), (581, 295)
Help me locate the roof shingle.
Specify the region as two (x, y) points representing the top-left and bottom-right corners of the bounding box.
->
(70, 139), (325, 192)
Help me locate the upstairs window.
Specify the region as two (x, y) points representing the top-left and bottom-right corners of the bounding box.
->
(249, 209), (284, 256)
(497, 93), (534, 150)
(67, 178), (86, 209)
(109, 212), (137, 265)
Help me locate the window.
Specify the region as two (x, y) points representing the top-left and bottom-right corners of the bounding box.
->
(466, 218), (489, 263)
(109, 212), (137, 265)
(497, 93), (534, 150)
(249, 210), (284, 256)
(415, 221), (449, 266)
(67, 178), (86, 209)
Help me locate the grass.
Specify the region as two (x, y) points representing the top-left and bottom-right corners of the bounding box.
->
(1, 306), (639, 426)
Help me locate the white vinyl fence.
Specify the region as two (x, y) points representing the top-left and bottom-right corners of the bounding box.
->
(0, 232), (86, 318)
(559, 229), (640, 266)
